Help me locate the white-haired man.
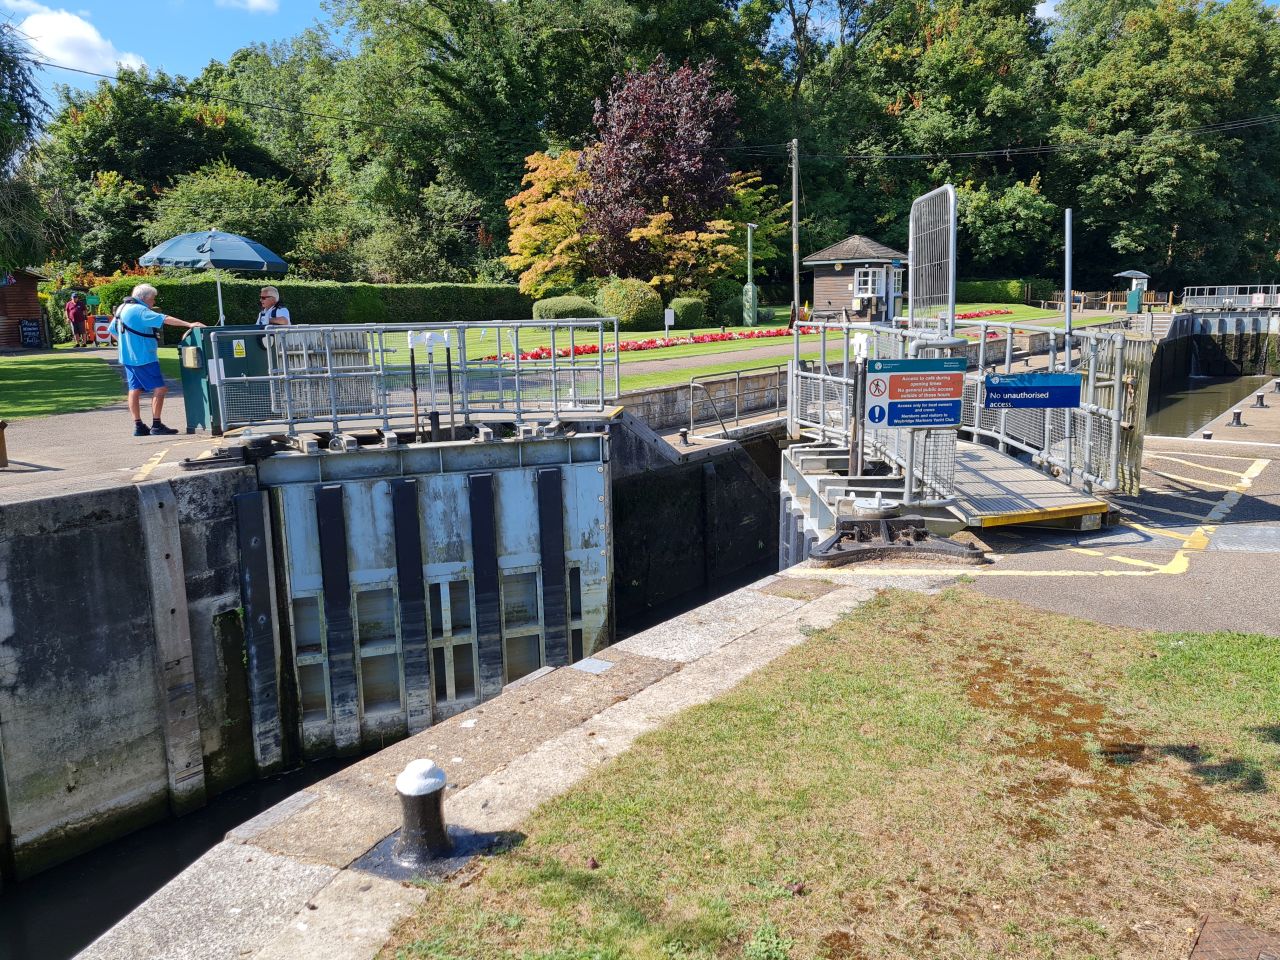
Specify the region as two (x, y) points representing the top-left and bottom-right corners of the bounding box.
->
(108, 284), (204, 436)
(256, 286), (291, 326)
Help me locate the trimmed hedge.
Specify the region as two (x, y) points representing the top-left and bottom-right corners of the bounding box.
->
(956, 279), (1024, 303)
(597, 278), (663, 332)
(533, 295), (601, 319)
(669, 297), (705, 329)
(92, 274), (532, 344)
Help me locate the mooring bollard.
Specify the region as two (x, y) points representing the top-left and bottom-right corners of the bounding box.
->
(428, 410), (442, 442)
(678, 428), (689, 446)
(392, 759), (451, 868)
(1255, 393), (1268, 409)
(1229, 409), (1244, 427)
(1273, 379), (1280, 394)
(1202, 430), (1213, 440)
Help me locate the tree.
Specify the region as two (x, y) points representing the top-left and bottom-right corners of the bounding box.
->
(143, 161), (301, 255)
(0, 24), (47, 269)
(627, 171), (790, 297)
(1051, 0), (1280, 285)
(38, 66), (283, 268)
(505, 150), (593, 297)
(581, 56), (737, 277)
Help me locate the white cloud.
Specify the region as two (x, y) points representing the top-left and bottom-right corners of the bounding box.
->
(214, 0), (279, 12)
(3, 2), (146, 74)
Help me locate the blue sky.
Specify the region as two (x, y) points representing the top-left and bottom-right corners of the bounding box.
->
(3, 0), (330, 100)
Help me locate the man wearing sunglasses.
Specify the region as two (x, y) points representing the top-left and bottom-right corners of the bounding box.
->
(255, 286), (291, 327)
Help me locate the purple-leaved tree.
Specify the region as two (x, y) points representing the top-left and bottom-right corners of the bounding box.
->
(581, 56), (736, 278)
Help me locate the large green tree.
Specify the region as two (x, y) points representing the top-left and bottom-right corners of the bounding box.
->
(1052, 0), (1280, 285)
(1, 24), (47, 269)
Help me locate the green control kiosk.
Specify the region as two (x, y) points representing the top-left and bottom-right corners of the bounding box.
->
(179, 324), (270, 435)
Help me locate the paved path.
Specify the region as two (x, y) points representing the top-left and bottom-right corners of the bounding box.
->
(788, 435), (1280, 636)
(0, 351), (217, 503)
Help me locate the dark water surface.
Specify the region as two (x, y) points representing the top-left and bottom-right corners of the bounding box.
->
(1145, 375), (1270, 438)
(0, 758), (352, 960)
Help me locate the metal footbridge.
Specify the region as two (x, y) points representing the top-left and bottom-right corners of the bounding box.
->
(781, 186), (1154, 564)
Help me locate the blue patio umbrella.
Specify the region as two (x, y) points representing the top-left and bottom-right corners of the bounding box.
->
(139, 231), (288, 325)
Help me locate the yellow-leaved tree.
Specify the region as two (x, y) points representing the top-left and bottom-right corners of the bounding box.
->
(504, 150), (593, 298)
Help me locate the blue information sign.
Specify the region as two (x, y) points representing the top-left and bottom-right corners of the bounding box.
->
(864, 357), (966, 429)
(983, 373), (1082, 410)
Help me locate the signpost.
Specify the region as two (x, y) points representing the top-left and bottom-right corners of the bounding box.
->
(864, 357), (965, 428)
(983, 373), (1082, 410)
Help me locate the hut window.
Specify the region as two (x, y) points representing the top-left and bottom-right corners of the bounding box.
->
(855, 269), (878, 296)
(892, 269), (904, 295)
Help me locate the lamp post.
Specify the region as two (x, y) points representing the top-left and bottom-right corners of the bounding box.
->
(744, 222), (759, 326)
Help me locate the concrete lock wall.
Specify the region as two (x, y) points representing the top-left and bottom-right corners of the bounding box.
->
(617, 370), (786, 431)
(0, 467), (257, 882)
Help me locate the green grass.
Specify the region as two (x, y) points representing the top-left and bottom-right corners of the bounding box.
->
(0, 348), (125, 420)
(384, 589), (1280, 960)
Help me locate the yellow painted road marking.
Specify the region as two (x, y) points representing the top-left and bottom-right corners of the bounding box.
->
(1145, 454), (1254, 478)
(1139, 488), (1222, 506)
(1115, 501), (1207, 522)
(1116, 518), (1195, 543)
(1238, 458), (1270, 489)
(1144, 450), (1258, 461)
(132, 447), (170, 483)
(1145, 468), (1242, 491)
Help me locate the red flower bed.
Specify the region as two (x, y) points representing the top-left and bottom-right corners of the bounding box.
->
(485, 326), (819, 361)
(954, 308), (1014, 320)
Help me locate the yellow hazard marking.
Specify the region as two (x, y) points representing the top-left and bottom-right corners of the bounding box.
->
(1145, 450), (1259, 461)
(1238, 458), (1270, 488)
(1145, 454), (1257, 478)
(1116, 501), (1205, 522)
(1116, 518), (1195, 542)
(132, 448), (170, 483)
(1145, 468), (1242, 491)
(1140, 488), (1222, 506)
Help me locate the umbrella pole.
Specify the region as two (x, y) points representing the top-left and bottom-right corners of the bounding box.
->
(216, 274), (226, 326)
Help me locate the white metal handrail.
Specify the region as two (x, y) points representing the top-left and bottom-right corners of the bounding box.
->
(1182, 285), (1280, 309)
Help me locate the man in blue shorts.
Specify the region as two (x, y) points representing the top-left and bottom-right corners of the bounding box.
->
(108, 283), (205, 436)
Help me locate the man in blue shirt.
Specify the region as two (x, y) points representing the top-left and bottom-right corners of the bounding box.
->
(108, 283), (205, 436)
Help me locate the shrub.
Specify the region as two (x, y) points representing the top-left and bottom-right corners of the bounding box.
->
(956, 279), (1025, 304)
(596, 278), (663, 331)
(533, 295), (601, 319)
(92, 274), (532, 344)
(668, 296), (705, 329)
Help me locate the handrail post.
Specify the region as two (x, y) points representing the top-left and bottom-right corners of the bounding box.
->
(598, 320), (605, 410)
(513, 326), (522, 420)
(550, 325), (559, 418)
(458, 327), (470, 425)
(324, 330), (340, 437)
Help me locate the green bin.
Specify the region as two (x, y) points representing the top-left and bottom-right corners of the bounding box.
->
(179, 325), (270, 435)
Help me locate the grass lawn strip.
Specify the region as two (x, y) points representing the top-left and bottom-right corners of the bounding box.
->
(384, 588), (1278, 960)
(0, 348), (125, 420)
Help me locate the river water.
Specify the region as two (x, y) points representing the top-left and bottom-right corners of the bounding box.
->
(0, 759), (352, 960)
(1145, 375), (1271, 438)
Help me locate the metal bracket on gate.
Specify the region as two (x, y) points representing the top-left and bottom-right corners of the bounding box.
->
(809, 515), (987, 567)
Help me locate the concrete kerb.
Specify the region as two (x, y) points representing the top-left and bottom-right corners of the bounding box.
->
(75, 572), (908, 960)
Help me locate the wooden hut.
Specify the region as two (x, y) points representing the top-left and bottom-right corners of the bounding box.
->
(0, 268), (47, 349)
(803, 235), (906, 322)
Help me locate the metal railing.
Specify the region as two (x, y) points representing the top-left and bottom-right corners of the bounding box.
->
(210, 319), (621, 435)
(788, 317), (1151, 498)
(1182, 285), (1280, 310)
(688, 363), (787, 437)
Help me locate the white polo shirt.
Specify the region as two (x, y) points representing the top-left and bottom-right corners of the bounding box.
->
(256, 305), (291, 327)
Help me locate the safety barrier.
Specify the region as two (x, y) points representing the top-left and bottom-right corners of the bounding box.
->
(210, 320), (621, 435)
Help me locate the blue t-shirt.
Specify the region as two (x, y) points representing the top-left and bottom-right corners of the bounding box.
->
(111, 302), (166, 366)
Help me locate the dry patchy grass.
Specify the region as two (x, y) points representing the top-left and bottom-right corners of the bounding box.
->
(383, 589), (1279, 960)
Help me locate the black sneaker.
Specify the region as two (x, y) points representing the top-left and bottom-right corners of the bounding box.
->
(134, 423), (151, 437)
(150, 423), (179, 435)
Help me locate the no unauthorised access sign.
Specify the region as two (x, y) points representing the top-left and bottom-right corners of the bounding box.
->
(864, 357), (965, 429)
(983, 373), (1082, 410)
